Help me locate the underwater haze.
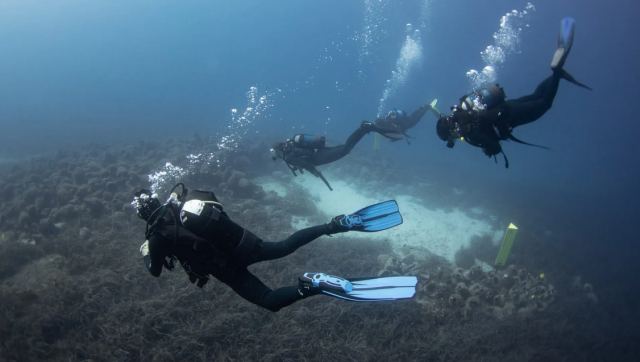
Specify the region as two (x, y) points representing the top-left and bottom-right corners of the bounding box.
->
(1, 0), (640, 360)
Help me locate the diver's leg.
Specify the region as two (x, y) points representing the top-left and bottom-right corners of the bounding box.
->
(343, 122), (372, 152)
(405, 104), (430, 129)
(312, 145), (349, 165)
(247, 224), (332, 264)
(312, 123), (372, 164)
(224, 269), (309, 312)
(506, 73), (561, 127)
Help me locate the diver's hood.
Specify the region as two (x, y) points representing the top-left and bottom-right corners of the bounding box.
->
(132, 189), (161, 221)
(436, 116), (461, 148)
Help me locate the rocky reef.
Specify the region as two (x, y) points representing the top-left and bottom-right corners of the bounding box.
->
(0, 137), (614, 361)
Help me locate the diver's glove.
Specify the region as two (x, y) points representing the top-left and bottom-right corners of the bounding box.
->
(188, 273), (209, 288)
(163, 257), (175, 271)
(139, 240), (150, 257)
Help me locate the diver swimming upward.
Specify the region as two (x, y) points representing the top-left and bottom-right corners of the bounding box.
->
(132, 184), (415, 312)
(270, 121), (383, 190)
(435, 17), (591, 168)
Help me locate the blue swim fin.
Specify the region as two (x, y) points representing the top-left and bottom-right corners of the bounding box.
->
(551, 17), (575, 70)
(334, 200), (403, 232)
(299, 273), (417, 301)
(549, 17), (591, 90)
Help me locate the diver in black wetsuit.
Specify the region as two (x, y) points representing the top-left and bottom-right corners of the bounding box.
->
(271, 121), (380, 190)
(435, 17), (591, 167)
(132, 185), (406, 312)
(374, 102), (433, 143)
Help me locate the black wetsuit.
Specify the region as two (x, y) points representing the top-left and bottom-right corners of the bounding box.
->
(448, 72), (561, 159)
(375, 104), (432, 141)
(283, 124), (371, 167)
(144, 207), (332, 312)
(277, 123), (375, 190)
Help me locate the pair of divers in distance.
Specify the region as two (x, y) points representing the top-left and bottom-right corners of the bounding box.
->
(133, 18), (589, 312)
(271, 17), (590, 188)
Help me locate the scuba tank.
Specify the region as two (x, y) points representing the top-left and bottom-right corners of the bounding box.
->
(386, 109), (407, 120)
(459, 83), (506, 112)
(477, 83), (506, 109)
(292, 134), (326, 149)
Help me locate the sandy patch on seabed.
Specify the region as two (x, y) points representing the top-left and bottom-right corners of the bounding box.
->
(256, 171), (502, 263)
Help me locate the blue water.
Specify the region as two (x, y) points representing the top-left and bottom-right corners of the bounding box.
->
(1, 0), (639, 345)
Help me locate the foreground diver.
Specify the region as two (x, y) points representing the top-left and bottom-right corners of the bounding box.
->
(271, 121), (381, 190)
(132, 184), (415, 312)
(374, 100), (438, 143)
(435, 17), (591, 167)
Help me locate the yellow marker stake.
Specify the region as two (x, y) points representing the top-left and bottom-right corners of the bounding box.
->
(495, 223), (519, 267)
(373, 133), (380, 151)
(429, 99), (441, 117)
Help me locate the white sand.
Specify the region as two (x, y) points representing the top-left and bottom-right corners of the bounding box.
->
(257, 171), (501, 263)
(259, 179), (289, 198)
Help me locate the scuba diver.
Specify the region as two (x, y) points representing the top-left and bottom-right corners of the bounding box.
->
(374, 100), (438, 143)
(132, 184), (416, 312)
(271, 121), (382, 190)
(435, 17), (591, 168)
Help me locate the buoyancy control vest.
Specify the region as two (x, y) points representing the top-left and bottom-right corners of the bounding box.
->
(178, 189), (262, 264)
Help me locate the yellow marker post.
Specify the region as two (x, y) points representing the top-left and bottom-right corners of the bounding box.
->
(495, 223), (519, 267)
(373, 133), (380, 151)
(429, 99), (441, 118)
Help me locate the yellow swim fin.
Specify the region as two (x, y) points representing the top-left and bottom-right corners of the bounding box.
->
(429, 98), (442, 118)
(495, 223), (518, 267)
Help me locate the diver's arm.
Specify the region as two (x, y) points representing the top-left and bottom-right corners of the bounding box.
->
(474, 133), (502, 157)
(471, 113), (503, 156)
(284, 147), (315, 167)
(143, 236), (165, 277)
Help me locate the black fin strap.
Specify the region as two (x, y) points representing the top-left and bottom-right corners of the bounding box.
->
(317, 172), (333, 191)
(559, 69), (593, 91)
(309, 167), (333, 191)
(404, 132), (412, 145)
(508, 134), (550, 150)
(501, 151), (510, 169)
(282, 158), (297, 176)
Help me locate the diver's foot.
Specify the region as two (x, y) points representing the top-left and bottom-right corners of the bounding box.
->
(298, 272), (351, 297)
(364, 120), (402, 140)
(361, 120), (376, 131)
(550, 17), (575, 70)
(326, 214), (355, 234)
(297, 273), (322, 297)
(550, 47), (568, 70)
